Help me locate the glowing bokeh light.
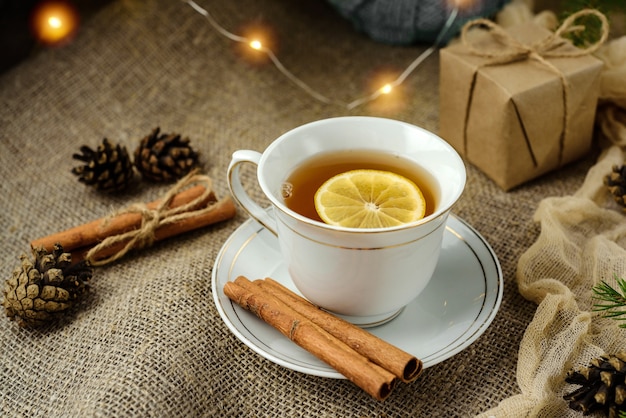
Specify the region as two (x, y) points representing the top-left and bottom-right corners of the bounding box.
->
(31, 1), (79, 45)
(249, 40), (262, 50)
(380, 84), (393, 94)
(48, 16), (62, 29)
(451, 0), (479, 11)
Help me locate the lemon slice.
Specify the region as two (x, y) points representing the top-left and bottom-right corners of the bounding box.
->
(314, 169), (426, 228)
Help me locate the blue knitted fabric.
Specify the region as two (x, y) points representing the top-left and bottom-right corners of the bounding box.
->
(327, 0), (511, 45)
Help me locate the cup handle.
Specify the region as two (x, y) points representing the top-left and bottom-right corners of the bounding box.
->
(227, 150), (278, 235)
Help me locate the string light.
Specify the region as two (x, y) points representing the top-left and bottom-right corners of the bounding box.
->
(31, 1), (79, 45)
(48, 16), (63, 29)
(381, 84), (393, 95)
(183, 0), (460, 109)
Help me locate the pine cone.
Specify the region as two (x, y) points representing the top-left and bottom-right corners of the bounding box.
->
(72, 138), (135, 191)
(2, 244), (92, 327)
(604, 165), (626, 208)
(133, 127), (199, 182)
(564, 352), (626, 417)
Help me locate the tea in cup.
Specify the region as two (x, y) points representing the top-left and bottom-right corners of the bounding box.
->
(227, 116), (466, 327)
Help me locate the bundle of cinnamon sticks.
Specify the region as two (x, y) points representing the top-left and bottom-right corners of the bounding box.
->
(31, 184), (236, 265)
(224, 276), (423, 401)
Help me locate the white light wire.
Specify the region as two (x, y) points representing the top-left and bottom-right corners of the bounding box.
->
(183, 0), (460, 109)
(346, 6), (459, 109)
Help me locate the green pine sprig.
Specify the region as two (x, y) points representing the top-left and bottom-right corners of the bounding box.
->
(559, 0), (626, 46)
(561, 0), (626, 13)
(592, 275), (626, 328)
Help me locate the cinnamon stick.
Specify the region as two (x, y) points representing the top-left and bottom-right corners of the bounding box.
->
(73, 196), (236, 263)
(258, 277), (422, 382)
(30, 185), (236, 264)
(224, 276), (397, 401)
(31, 185), (211, 253)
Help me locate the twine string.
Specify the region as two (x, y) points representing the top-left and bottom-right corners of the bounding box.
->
(85, 170), (218, 266)
(459, 9), (609, 165)
(461, 9), (608, 61)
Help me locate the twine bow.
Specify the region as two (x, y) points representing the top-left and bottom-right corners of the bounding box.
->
(85, 170), (219, 266)
(460, 9), (609, 166)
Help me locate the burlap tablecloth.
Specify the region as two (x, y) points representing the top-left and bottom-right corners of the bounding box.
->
(0, 0), (602, 416)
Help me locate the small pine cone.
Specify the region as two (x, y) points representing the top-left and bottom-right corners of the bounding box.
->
(604, 165), (626, 208)
(72, 138), (135, 192)
(564, 352), (626, 417)
(2, 244), (92, 327)
(133, 127), (199, 182)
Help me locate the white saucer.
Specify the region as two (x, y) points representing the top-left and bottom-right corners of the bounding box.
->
(212, 214), (503, 379)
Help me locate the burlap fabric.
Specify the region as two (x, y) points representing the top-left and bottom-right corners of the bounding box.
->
(0, 0), (617, 416)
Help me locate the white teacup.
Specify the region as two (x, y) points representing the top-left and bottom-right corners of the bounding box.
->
(227, 116), (466, 327)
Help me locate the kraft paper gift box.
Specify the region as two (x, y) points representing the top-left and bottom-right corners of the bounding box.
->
(439, 20), (604, 191)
